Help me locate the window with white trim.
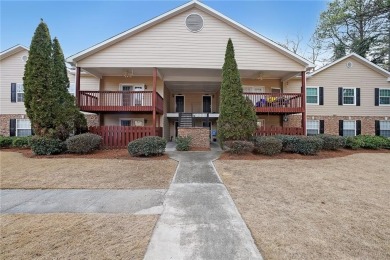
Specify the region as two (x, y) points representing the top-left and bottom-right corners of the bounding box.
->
(68, 83), (76, 96)
(306, 87), (319, 104)
(120, 118), (144, 127)
(379, 121), (390, 137)
(343, 88), (356, 105)
(16, 83), (24, 102)
(343, 120), (356, 136)
(16, 119), (32, 136)
(307, 120), (320, 135)
(379, 88), (390, 105)
(257, 119), (265, 128)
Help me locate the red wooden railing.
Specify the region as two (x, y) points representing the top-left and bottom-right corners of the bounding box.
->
(243, 93), (304, 113)
(89, 126), (163, 149)
(255, 126), (304, 136)
(79, 91), (163, 113)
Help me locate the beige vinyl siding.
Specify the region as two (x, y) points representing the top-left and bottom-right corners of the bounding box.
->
(103, 113), (163, 127)
(241, 79), (282, 92)
(77, 8), (304, 71)
(0, 50), (28, 114)
(286, 57), (390, 117)
(169, 93), (218, 113)
(68, 72), (100, 91)
(101, 76), (164, 97)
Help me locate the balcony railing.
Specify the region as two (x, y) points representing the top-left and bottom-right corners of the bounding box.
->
(243, 93), (304, 113)
(255, 126), (304, 136)
(79, 91), (163, 113)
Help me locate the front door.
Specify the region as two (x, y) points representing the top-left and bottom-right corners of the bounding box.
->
(203, 96), (212, 113)
(176, 96), (184, 113)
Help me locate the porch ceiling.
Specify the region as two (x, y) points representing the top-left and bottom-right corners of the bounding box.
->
(82, 67), (300, 81)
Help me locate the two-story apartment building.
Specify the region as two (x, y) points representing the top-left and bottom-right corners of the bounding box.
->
(285, 54), (390, 137)
(66, 0), (312, 143)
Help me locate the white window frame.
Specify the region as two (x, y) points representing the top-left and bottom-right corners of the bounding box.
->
(306, 120), (320, 135)
(16, 83), (24, 102)
(16, 119), (32, 137)
(257, 119), (265, 128)
(68, 83), (76, 96)
(306, 86), (319, 105)
(379, 120), (390, 137)
(379, 88), (390, 106)
(342, 87), (356, 105)
(343, 120), (356, 136)
(119, 118), (145, 127)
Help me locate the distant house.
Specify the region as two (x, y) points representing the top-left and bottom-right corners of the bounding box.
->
(0, 45), (99, 137)
(285, 53), (390, 137)
(66, 0), (313, 145)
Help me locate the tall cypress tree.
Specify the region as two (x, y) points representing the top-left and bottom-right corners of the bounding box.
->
(23, 19), (55, 136)
(217, 39), (257, 143)
(24, 20), (86, 140)
(52, 37), (86, 140)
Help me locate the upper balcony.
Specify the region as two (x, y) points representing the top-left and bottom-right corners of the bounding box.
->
(243, 92), (304, 114)
(79, 91), (163, 114)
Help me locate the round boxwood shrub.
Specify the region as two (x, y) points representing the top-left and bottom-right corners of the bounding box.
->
(344, 136), (364, 150)
(128, 136), (167, 157)
(274, 135), (300, 152)
(176, 136), (192, 151)
(12, 136), (31, 148)
(66, 133), (102, 154)
(0, 136), (14, 148)
(224, 140), (254, 155)
(317, 134), (344, 150)
(253, 136), (283, 156)
(294, 136), (324, 155)
(30, 136), (65, 155)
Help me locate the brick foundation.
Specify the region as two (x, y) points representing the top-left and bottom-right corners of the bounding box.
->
(178, 127), (210, 149)
(0, 113), (99, 136)
(286, 114), (388, 135)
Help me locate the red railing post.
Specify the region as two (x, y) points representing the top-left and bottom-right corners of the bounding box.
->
(301, 71), (307, 135)
(76, 67), (81, 106)
(152, 68), (157, 136)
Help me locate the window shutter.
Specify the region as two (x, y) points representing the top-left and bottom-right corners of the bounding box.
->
(375, 88), (379, 106)
(11, 83), (16, 103)
(9, 119), (16, 136)
(338, 87), (343, 105)
(356, 88), (360, 106)
(339, 120), (343, 136)
(375, 120), (380, 136)
(319, 87), (324, 105)
(319, 120), (325, 134)
(356, 120), (361, 135)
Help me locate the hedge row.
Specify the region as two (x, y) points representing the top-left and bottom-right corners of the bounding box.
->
(0, 136), (32, 148)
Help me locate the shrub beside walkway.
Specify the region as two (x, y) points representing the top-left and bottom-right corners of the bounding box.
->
(144, 150), (263, 259)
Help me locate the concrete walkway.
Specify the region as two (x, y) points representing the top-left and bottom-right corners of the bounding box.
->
(0, 189), (166, 214)
(144, 151), (263, 260)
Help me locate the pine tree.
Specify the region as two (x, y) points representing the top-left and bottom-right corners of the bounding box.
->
(23, 19), (55, 137)
(217, 39), (257, 143)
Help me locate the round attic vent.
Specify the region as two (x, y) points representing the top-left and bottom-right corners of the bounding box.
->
(185, 13), (203, 32)
(346, 61), (353, 68)
(21, 55), (28, 62)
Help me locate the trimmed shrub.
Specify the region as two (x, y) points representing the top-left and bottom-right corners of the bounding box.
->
(66, 133), (102, 154)
(253, 136), (283, 156)
(128, 136), (167, 157)
(12, 136), (31, 148)
(317, 134), (344, 150)
(293, 136), (324, 155)
(176, 136), (192, 151)
(274, 135), (301, 152)
(224, 140), (254, 155)
(0, 136), (14, 148)
(344, 136), (364, 150)
(30, 136), (65, 155)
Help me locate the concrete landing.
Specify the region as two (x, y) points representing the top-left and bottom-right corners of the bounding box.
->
(0, 189), (166, 214)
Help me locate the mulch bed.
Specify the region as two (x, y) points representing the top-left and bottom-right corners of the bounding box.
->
(219, 148), (390, 160)
(1, 148), (169, 160)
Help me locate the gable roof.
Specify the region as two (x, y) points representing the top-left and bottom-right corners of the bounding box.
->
(67, 0), (314, 69)
(0, 44), (29, 61)
(309, 53), (390, 80)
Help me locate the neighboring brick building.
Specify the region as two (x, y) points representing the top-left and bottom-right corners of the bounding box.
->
(285, 53), (390, 137)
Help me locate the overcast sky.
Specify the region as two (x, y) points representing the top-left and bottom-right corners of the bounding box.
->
(1, 0), (327, 59)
